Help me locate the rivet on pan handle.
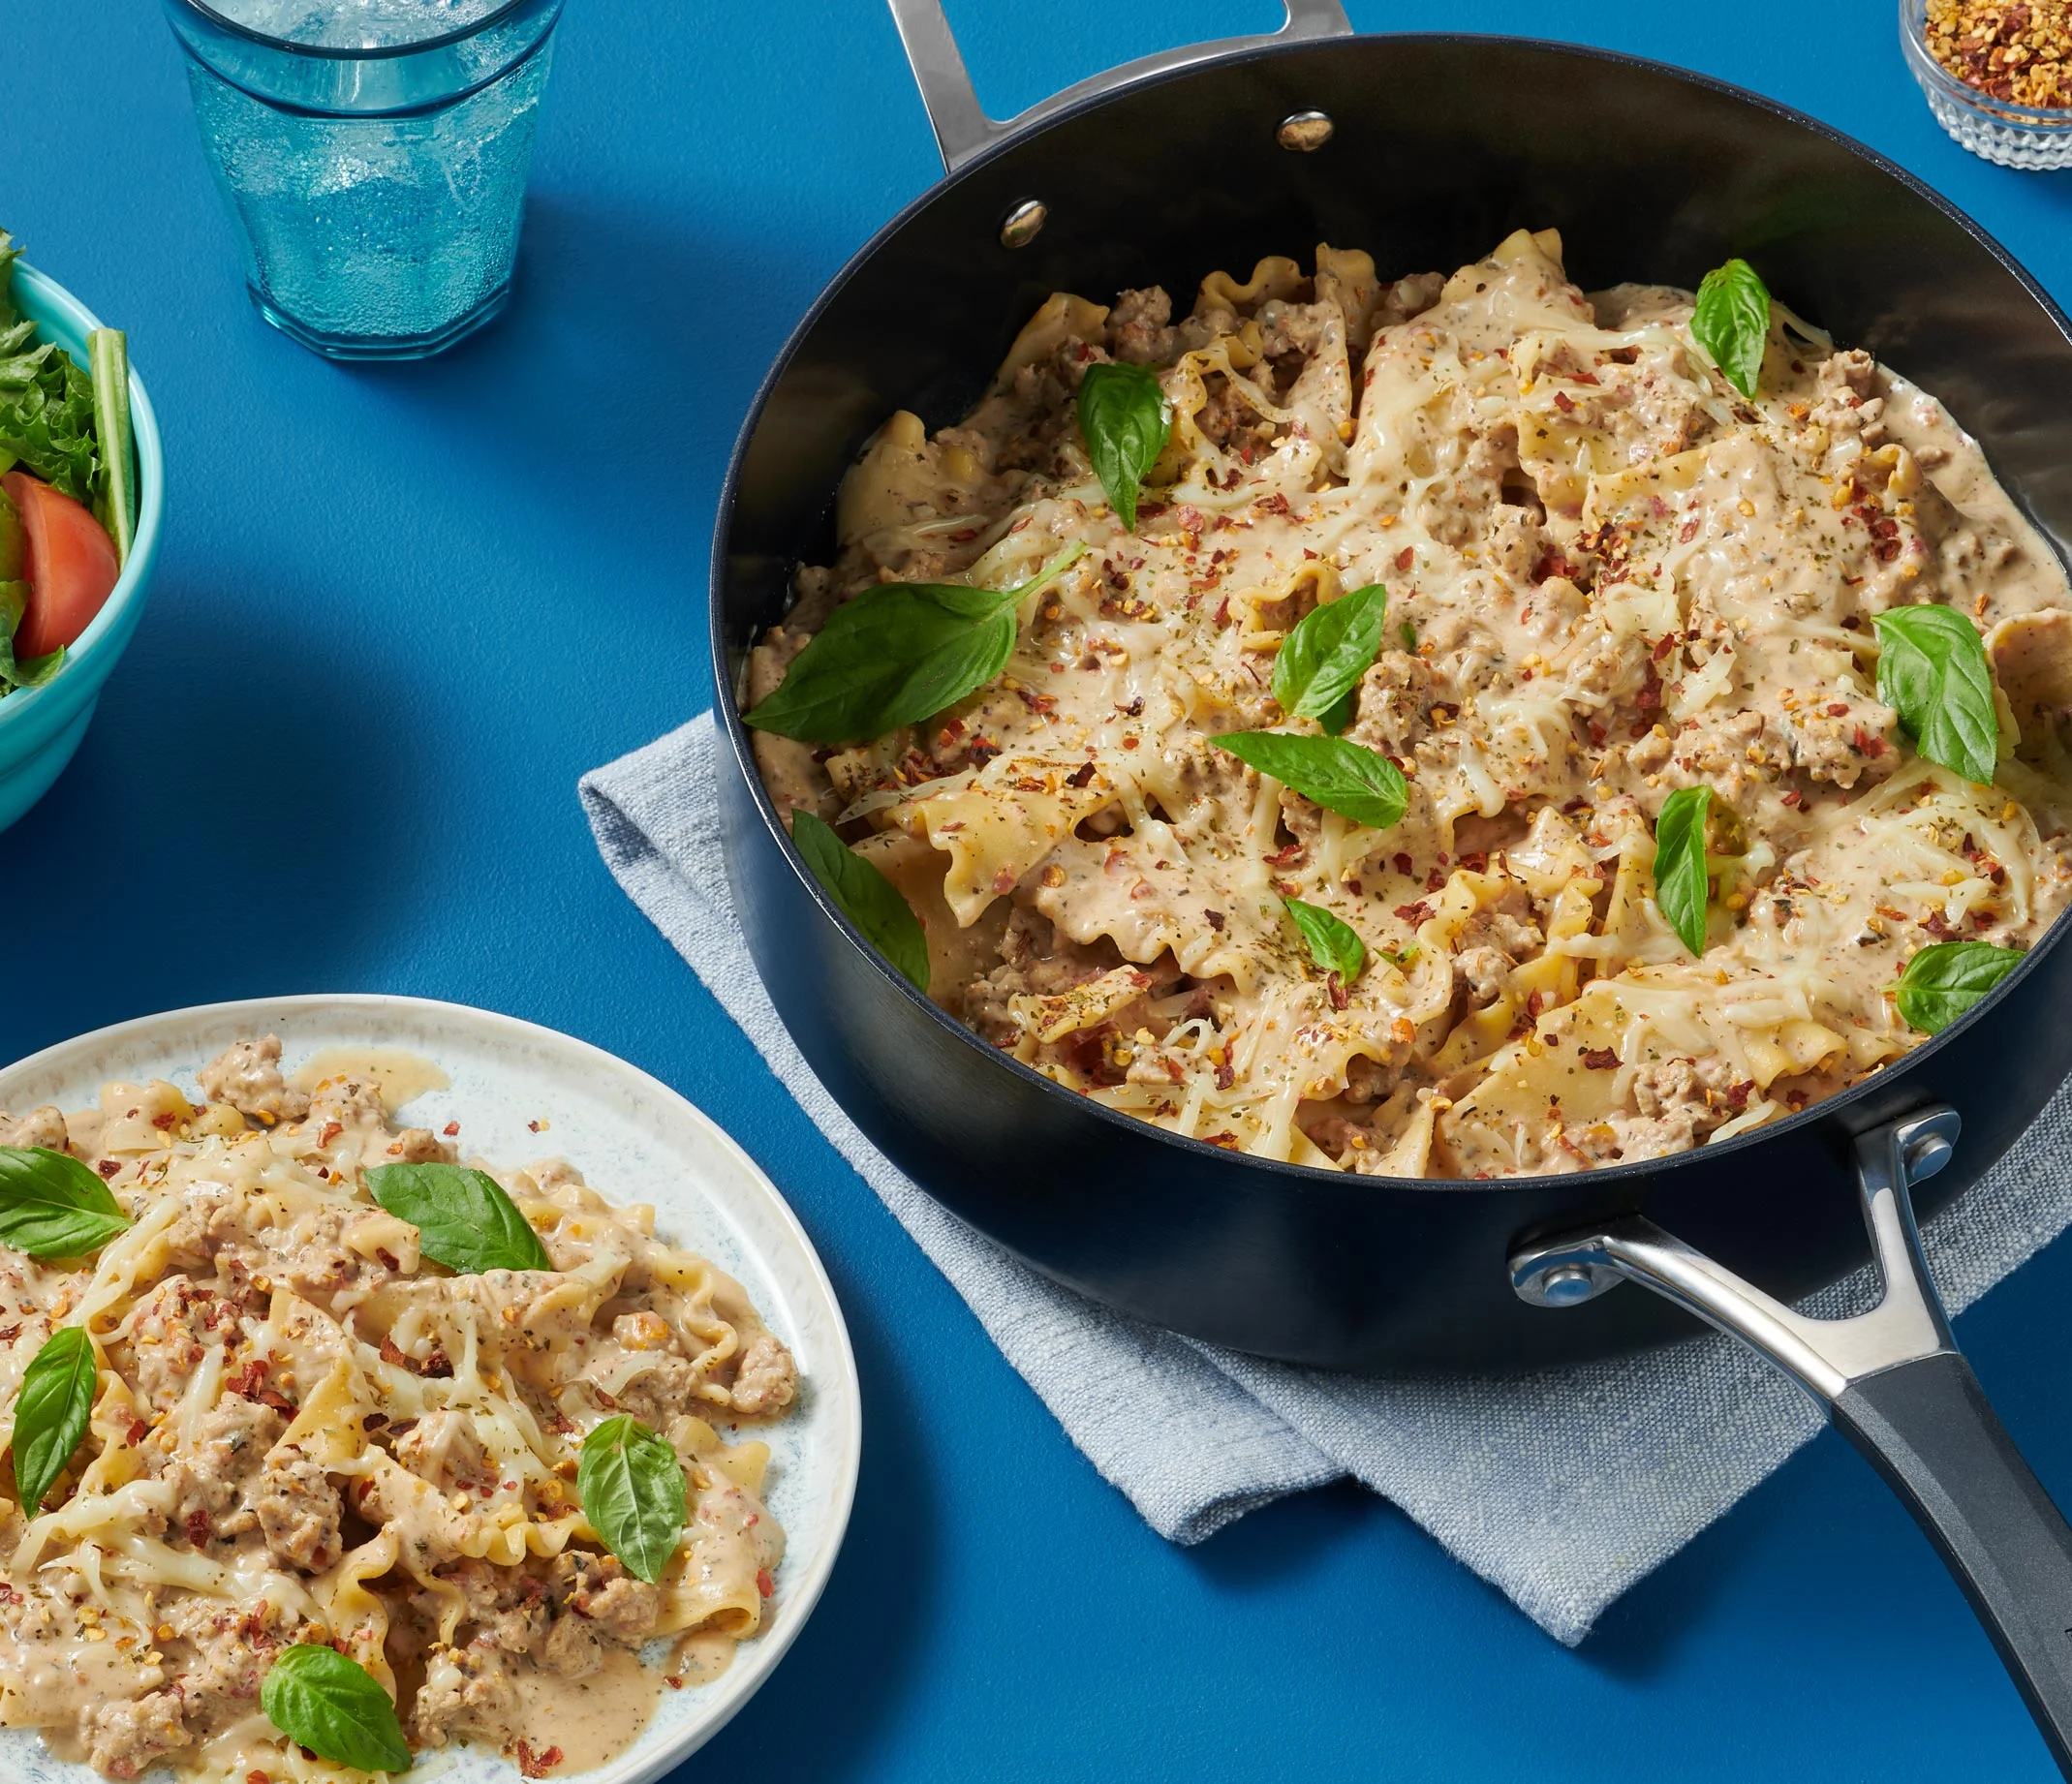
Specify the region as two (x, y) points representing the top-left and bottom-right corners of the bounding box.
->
(1513, 1107), (2072, 1781)
(882, 0), (1354, 176)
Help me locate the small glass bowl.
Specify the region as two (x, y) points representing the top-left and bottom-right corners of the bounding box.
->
(1900, 0), (2072, 169)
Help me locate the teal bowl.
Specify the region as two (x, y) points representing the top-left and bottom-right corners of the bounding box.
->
(0, 262), (163, 834)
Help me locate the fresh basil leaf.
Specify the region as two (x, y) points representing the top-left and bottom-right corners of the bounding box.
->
(791, 810), (929, 993)
(1893, 939), (2024, 1034)
(1873, 604), (1999, 786)
(366, 1162), (550, 1275)
(1213, 731), (1407, 829)
(1273, 584), (1387, 734)
(12, 1325), (97, 1514)
(745, 546), (1081, 745)
(577, 1412), (688, 1585)
(1691, 259), (1771, 400)
(0, 1146), (129, 1257)
(262, 1645), (412, 1773)
(1077, 361), (1170, 532)
(1652, 784), (1712, 957)
(1283, 897), (1366, 983)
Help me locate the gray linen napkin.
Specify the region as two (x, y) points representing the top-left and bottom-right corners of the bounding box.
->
(580, 709), (2072, 1645)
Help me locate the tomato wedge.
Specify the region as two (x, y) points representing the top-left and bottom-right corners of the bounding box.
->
(3, 471), (118, 659)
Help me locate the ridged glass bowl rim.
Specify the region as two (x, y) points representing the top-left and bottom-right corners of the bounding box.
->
(1899, 0), (2072, 127)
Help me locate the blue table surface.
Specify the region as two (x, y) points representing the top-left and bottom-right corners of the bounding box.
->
(10, 0), (2072, 1777)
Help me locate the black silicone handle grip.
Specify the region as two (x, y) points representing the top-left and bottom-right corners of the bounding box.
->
(1833, 1352), (2072, 1778)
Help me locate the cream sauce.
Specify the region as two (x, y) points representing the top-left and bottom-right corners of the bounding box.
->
(287, 1044), (450, 1109)
(509, 1645), (663, 1774)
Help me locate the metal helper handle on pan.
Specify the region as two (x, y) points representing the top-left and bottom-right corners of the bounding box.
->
(1511, 1108), (2072, 1779)
(883, 0), (1354, 173)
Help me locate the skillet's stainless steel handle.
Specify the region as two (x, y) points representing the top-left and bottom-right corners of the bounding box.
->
(1513, 1107), (2072, 1781)
(883, 0), (1354, 173)
(1510, 1109), (1960, 1400)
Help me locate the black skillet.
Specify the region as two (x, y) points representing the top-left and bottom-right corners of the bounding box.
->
(710, 3), (2072, 1765)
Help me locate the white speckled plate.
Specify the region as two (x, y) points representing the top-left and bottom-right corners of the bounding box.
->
(0, 996), (861, 1784)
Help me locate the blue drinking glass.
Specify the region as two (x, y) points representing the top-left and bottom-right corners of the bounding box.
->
(161, 0), (564, 360)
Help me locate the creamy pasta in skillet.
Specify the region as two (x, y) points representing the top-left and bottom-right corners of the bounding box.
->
(0, 1038), (794, 1780)
(746, 228), (2072, 1179)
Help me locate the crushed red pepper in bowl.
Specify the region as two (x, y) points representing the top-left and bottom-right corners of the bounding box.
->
(1926, 0), (2072, 107)
(1902, 0), (2072, 166)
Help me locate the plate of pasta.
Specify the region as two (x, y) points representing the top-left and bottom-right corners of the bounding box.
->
(0, 995), (860, 1784)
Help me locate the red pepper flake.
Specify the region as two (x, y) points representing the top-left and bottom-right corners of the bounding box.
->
(1677, 518), (1700, 544)
(1853, 724), (1887, 757)
(1553, 390), (1576, 414)
(376, 1247), (400, 1272)
(1267, 842), (1307, 868)
(757, 1569), (776, 1598)
(1780, 789), (1804, 809)
(443, 1121), (460, 1136)
(1204, 909), (1225, 931)
(97, 1158), (120, 1179)
(1394, 901), (1433, 924)
(248, 1771), (272, 1784)
(185, 1509), (211, 1549)
(1424, 868), (1446, 892)
(1458, 850), (1489, 873)
(1064, 762), (1097, 789)
(128, 1417), (149, 1445)
(515, 1741), (565, 1779)
(1394, 546), (1414, 572)
(1727, 1080), (1755, 1114)
(1215, 1062), (1235, 1091)
(1255, 493), (1291, 516)
(1825, 702), (1849, 718)
(665, 1675), (686, 1690)
(227, 1358), (270, 1400)
(1392, 851), (1413, 876)
(1923, 910), (1953, 939)
(1580, 1047), (1621, 1070)
(1587, 720), (1608, 748)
